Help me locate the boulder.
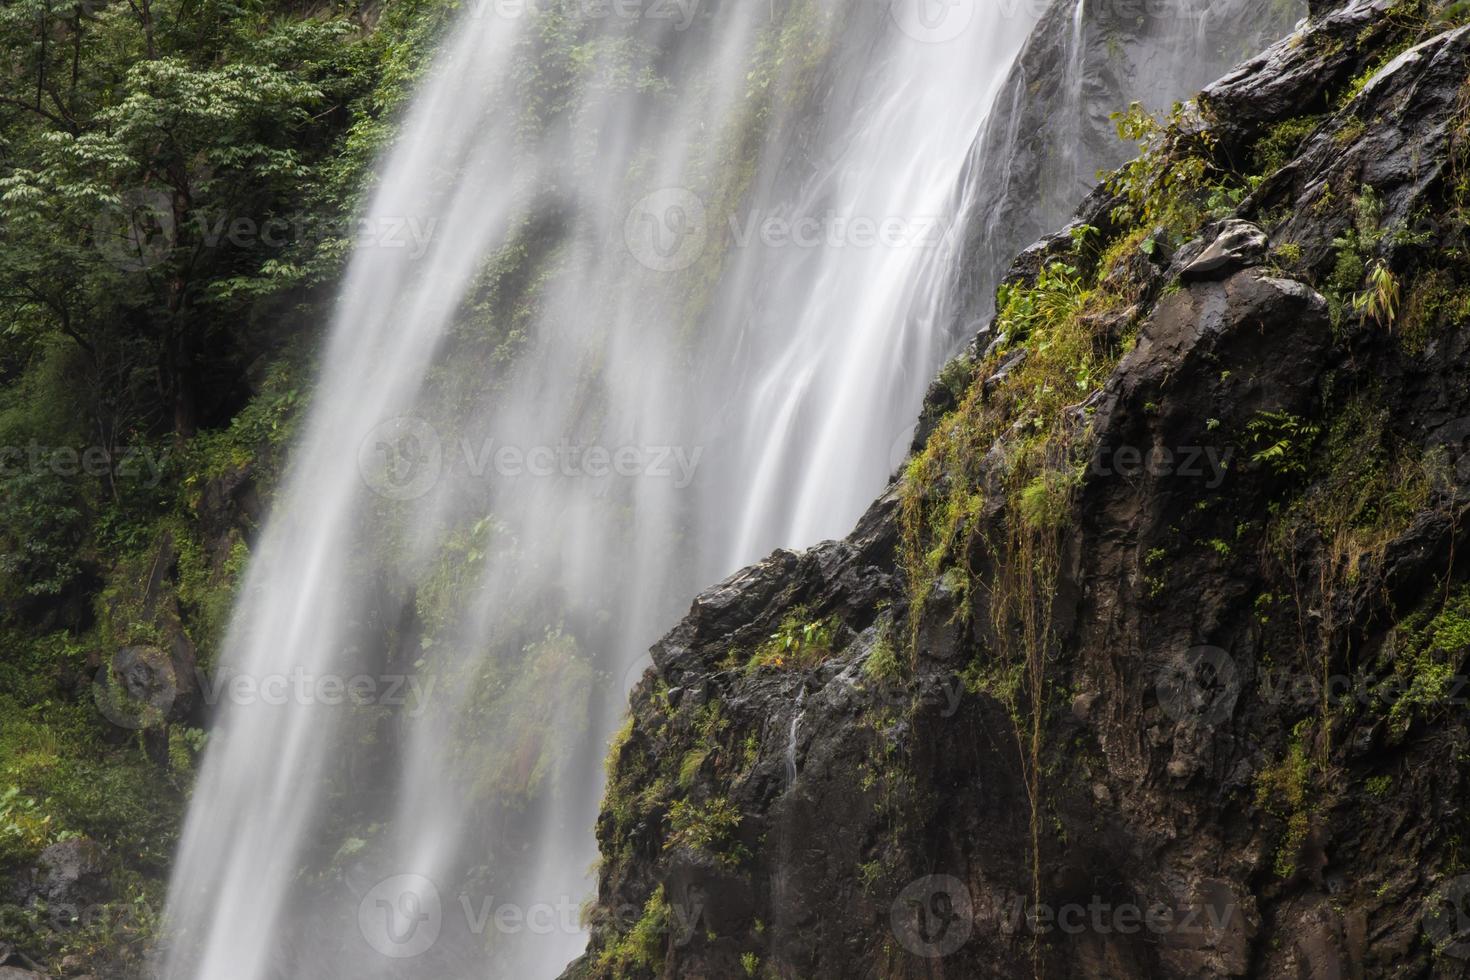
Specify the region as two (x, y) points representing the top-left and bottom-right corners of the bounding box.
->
(1180, 220), (1269, 280)
(27, 838), (112, 916)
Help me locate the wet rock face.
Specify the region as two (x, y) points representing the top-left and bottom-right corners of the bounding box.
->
(573, 3), (1470, 979)
(952, 0), (1306, 325)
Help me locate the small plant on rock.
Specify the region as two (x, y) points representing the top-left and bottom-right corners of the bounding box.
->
(1354, 259), (1401, 329)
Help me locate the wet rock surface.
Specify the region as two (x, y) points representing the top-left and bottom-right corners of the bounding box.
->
(954, 0), (1306, 324)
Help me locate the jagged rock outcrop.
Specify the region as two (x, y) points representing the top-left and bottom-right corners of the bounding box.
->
(953, 0), (1306, 325)
(572, 2), (1470, 978)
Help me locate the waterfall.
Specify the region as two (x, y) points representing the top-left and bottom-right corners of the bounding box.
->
(158, 0), (1303, 977)
(785, 687), (806, 788)
(159, 2), (1036, 977)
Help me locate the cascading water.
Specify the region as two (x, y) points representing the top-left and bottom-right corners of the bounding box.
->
(159, 3), (1037, 977)
(158, 1), (1304, 977)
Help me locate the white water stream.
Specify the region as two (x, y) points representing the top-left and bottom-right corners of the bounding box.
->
(158, 0), (1297, 976)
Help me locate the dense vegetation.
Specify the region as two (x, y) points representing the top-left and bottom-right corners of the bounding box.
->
(0, 0), (458, 969)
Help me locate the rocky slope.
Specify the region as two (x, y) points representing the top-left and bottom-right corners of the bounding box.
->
(953, 0), (1305, 324)
(570, 1), (1470, 977)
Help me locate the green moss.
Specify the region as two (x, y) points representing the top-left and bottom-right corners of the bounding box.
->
(1334, 116), (1367, 146)
(596, 884), (672, 978)
(1255, 741), (1314, 878)
(1252, 115), (1322, 176)
(746, 609), (839, 672)
(1380, 586), (1470, 732)
(1400, 268), (1470, 354)
(861, 623), (901, 681)
(1272, 241), (1304, 270)
(0, 675), (183, 872)
(677, 747), (710, 789)
(1293, 398), (1438, 581)
(1017, 469), (1078, 531)
(173, 524), (250, 669)
(1322, 187), (1386, 329)
(665, 797), (745, 867)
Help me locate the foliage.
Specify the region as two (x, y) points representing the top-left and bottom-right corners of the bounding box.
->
(746, 609), (839, 672)
(1401, 269), (1463, 352)
(0, 680), (182, 871)
(1106, 101), (1222, 242)
(0, 0), (464, 963)
(1246, 411), (1322, 477)
(1377, 586), (1470, 734)
(665, 797), (744, 866)
(1317, 186), (1388, 326)
(1252, 115), (1322, 176)
(993, 262), (1088, 345)
(861, 623), (901, 681)
(1255, 740), (1313, 878)
(1354, 258), (1401, 329)
(595, 884), (671, 978)
(0, 465), (87, 599)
